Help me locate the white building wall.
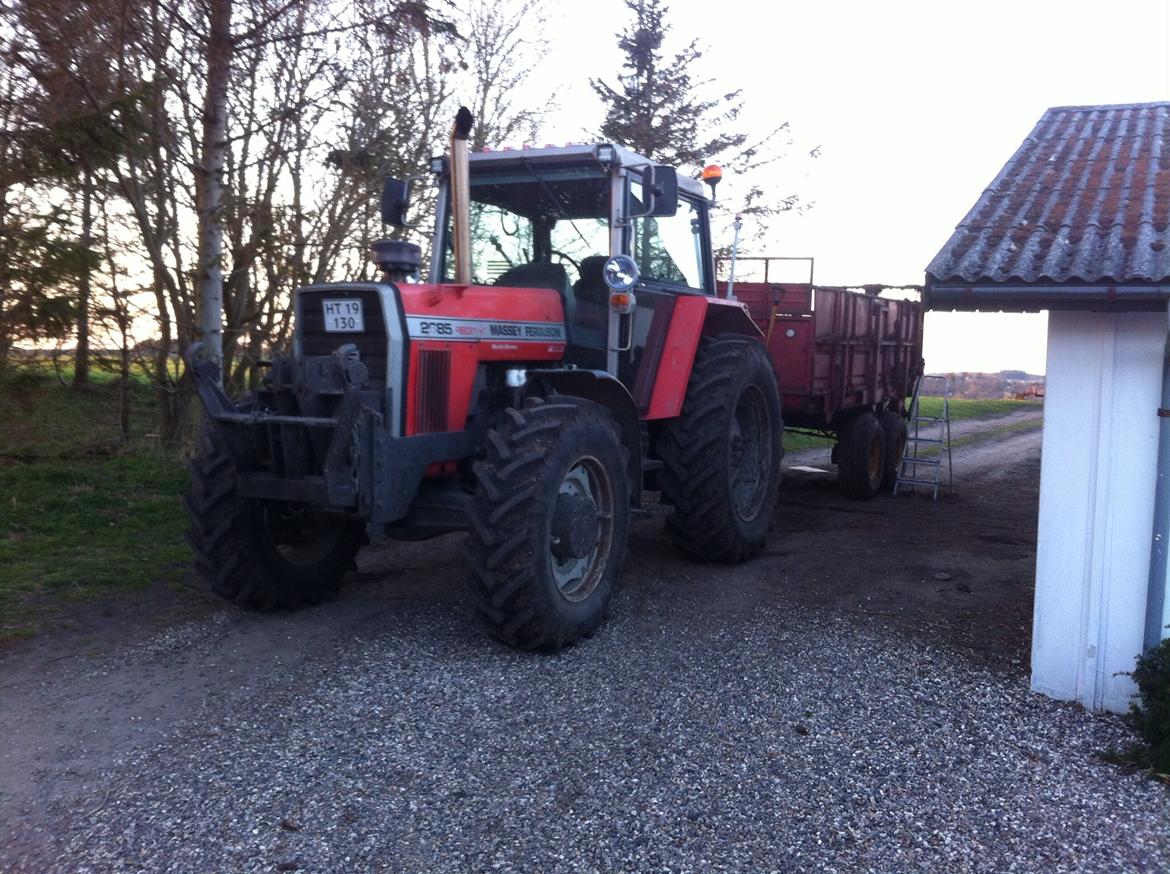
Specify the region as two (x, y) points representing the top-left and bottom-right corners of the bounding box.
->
(1032, 310), (1167, 713)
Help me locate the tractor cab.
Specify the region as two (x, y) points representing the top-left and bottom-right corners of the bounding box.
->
(424, 144), (718, 390)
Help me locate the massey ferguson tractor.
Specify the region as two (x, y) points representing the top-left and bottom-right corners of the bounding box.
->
(185, 110), (785, 651)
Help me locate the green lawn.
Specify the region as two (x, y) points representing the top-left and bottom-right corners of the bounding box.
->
(0, 367), (189, 641)
(784, 431), (834, 452)
(0, 454), (190, 593)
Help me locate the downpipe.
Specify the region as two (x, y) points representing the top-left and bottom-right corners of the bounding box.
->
(1145, 302), (1170, 650)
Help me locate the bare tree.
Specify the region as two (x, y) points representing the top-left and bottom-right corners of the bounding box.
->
(0, 0), (562, 439)
(462, 0), (550, 152)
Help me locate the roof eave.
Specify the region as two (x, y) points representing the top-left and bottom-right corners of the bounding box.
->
(926, 281), (1170, 313)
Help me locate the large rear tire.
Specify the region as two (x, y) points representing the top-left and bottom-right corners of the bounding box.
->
(838, 412), (885, 500)
(184, 422), (366, 610)
(656, 335), (784, 563)
(467, 397), (630, 651)
(879, 410), (908, 492)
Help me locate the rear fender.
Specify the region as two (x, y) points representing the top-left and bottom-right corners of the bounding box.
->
(525, 368), (642, 506)
(645, 296), (763, 420)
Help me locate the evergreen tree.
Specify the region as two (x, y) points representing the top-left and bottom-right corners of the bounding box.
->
(590, 0), (748, 171)
(592, 0), (808, 251)
(2, 1), (147, 381)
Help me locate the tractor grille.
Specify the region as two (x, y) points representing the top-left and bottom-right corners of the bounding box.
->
(415, 349), (451, 433)
(299, 287), (389, 384)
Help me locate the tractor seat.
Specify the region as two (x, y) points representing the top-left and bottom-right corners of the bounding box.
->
(494, 261), (575, 342)
(567, 255), (609, 357)
(573, 255), (610, 305)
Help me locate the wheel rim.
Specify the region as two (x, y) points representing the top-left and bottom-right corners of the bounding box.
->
(263, 504), (348, 566)
(549, 457), (614, 603)
(728, 385), (772, 522)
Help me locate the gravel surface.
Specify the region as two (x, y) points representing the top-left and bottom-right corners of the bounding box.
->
(3, 408), (1167, 873)
(4, 589), (1168, 873)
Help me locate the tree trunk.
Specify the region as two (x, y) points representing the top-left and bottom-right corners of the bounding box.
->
(0, 185), (11, 370)
(73, 168), (93, 386)
(118, 317), (131, 441)
(195, 0), (232, 381)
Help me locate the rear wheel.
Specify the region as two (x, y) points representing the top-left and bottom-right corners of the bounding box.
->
(184, 422), (366, 610)
(879, 410), (908, 492)
(838, 412), (885, 500)
(467, 397), (630, 651)
(657, 335), (784, 562)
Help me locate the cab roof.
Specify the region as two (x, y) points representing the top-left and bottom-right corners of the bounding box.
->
(458, 143), (707, 199)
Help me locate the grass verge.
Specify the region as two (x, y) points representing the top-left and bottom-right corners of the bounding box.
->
(0, 366), (188, 642)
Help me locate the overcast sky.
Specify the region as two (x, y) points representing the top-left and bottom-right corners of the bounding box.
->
(521, 0), (1170, 374)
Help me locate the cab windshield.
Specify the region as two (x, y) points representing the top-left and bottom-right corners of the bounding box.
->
(445, 166), (611, 287)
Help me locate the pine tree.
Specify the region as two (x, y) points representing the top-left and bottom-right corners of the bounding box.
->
(591, 0), (808, 250)
(590, 0), (748, 171)
(3, 0), (147, 382)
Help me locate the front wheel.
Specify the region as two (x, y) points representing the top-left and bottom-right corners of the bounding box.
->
(467, 397), (630, 651)
(656, 335), (784, 563)
(184, 422), (366, 610)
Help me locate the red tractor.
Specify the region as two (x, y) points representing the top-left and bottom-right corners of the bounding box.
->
(186, 114), (784, 650)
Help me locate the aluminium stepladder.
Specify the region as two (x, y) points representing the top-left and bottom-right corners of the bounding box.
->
(893, 374), (953, 500)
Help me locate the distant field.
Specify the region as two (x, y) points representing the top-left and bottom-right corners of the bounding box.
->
(782, 397), (1041, 453)
(916, 396), (1040, 421)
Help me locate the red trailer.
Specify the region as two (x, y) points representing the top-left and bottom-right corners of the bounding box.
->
(719, 257), (924, 499)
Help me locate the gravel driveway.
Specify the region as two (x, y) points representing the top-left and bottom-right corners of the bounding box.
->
(2, 411), (1167, 872)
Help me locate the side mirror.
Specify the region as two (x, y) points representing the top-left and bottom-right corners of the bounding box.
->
(380, 177), (410, 227)
(628, 165), (679, 219)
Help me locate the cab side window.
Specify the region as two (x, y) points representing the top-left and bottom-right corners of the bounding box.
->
(628, 179), (707, 291)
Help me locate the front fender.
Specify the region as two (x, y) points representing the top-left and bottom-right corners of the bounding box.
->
(525, 368), (643, 506)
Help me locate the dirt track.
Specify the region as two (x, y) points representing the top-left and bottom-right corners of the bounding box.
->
(11, 406), (1159, 873)
(775, 408), (1043, 663)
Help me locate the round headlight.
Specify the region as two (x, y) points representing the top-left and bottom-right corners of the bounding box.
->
(602, 255), (640, 292)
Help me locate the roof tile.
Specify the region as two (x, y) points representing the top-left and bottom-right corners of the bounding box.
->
(927, 102), (1170, 286)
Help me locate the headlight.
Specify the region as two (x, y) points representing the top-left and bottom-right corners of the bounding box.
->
(603, 255), (640, 292)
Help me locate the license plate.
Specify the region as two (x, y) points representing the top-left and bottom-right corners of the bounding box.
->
(322, 298), (364, 332)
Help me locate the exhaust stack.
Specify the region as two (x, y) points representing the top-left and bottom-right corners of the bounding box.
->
(450, 107), (474, 284)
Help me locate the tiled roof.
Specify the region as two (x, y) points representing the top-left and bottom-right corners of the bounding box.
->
(927, 102), (1170, 293)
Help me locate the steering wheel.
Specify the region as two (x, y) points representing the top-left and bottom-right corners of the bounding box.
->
(550, 249), (581, 272)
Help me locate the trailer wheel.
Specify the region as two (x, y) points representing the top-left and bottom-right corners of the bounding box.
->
(657, 335), (784, 562)
(879, 410), (908, 492)
(184, 421), (366, 610)
(838, 412), (885, 500)
(467, 398), (630, 651)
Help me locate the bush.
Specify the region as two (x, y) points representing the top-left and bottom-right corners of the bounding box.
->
(1127, 634), (1170, 775)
